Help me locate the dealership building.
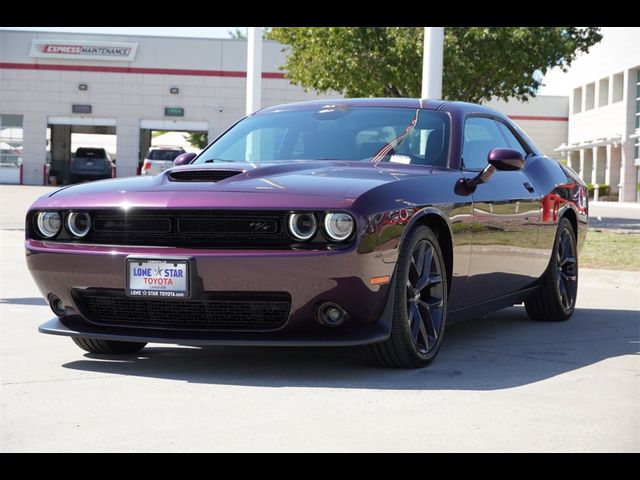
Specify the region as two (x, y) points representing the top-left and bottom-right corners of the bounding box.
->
(0, 29), (335, 185)
(0, 28), (637, 201)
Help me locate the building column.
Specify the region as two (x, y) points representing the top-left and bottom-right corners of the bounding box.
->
(50, 124), (72, 184)
(580, 149), (593, 184)
(619, 68), (638, 202)
(606, 144), (622, 194)
(115, 117), (140, 178)
(592, 146), (606, 185)
(21, 112), (48, 185)
(619, 139), (637, 202)
(565, 151), (574, 171)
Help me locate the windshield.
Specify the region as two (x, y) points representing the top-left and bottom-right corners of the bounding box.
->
(194, 107), (450, 166)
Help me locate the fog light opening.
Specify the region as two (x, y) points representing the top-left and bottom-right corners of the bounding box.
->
(48, 295), (66, 317)
(316, 302), (346, 328)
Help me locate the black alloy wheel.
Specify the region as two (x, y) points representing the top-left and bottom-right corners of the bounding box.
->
(525, 217), (578, 321)
(369, 225), (448, 368)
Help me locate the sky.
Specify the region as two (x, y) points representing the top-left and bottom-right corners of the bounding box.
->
(0, 26), (240, 39)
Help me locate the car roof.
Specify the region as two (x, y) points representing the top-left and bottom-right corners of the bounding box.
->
(149, 146), (185, 150)
(256, 98), (506, 118)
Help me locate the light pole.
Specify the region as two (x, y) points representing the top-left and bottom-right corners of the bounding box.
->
(246, 27), (263, 116)
(421, 27), (444, 99)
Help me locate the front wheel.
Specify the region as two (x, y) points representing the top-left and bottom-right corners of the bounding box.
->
(525, 217), (578, 321)
(368, 225), (448, 368)
(72, 337), (147, 355)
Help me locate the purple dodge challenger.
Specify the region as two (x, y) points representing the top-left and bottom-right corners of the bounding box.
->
(27, 99), (588, 368)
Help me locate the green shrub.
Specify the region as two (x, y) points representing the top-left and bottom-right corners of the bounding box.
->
(586, 183), (610, 198)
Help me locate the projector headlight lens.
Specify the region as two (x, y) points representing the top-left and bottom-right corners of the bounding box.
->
(66, 212), (91, 238)
(323, 212), (354, 241)
(288, 212), (318, 241)
(36, 212), (62, 238)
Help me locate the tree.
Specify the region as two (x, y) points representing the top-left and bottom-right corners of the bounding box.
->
(228, 28), (247, 39)
(187, 132), (208, 149)
(229, 27), (272, 40)
(268, 27), (602, 103)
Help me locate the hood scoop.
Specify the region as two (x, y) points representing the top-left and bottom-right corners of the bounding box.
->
(168, 169), (244, 182)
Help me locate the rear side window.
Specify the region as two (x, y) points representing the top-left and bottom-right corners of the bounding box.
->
(75, 148), (107, 158)
(147, 149), (184, 161)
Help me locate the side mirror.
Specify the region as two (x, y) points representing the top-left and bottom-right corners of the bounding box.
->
(488, 148), (525, 171)
(455, 148), (525, 196)
(173, 152), (196, 166)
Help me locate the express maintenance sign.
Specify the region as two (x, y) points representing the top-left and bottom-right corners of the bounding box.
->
(29, 39), (138, 62)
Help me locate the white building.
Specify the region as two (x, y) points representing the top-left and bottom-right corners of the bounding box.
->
(0, 29), (333, 185)
(547, 27), (640, 202)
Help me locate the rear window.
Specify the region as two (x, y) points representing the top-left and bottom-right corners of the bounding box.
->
(147, 149), (184, 161)
(75, 148), (107, 158)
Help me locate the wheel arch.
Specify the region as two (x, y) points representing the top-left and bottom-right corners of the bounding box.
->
(561, 207), (578, 237)
(403, 208), (453, 298)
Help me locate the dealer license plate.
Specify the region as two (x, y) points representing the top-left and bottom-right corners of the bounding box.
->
(126, 258), (189, 298)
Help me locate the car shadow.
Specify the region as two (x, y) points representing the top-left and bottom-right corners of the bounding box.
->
(62, 306), (639, 391)
(1, 297), (47, 306)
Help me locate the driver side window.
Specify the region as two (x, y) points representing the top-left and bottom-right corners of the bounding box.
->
(462, 117), (515, 170)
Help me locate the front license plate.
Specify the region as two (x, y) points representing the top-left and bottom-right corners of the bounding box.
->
(126, 258), (189, 298)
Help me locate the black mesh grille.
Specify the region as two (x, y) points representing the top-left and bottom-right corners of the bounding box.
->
(178, 218), (279, 234)
(73, 289), (290, 331)
(84, 210), (289, 248)
(168, 170), (243, 182)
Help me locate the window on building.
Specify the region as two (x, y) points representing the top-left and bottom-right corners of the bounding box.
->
(598, 77), (609, 107)
(612, 72), (624, 103)
(585, 83), (595, 110)
(572, 87), (582, 114)
(0, 114), (23, 167)
(0, 114), (23, 185)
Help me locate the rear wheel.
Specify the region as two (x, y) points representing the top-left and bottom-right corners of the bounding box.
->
(525, 217), (578, 321)
(368, 225), (447, 368)
(72, 337), (147, 355)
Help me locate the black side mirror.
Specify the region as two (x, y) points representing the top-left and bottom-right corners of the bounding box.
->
(456, 148), (525, 195)
(173, 152), (196, 166)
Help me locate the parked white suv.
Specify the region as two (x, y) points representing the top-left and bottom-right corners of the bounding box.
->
(141, 146), (186, 176)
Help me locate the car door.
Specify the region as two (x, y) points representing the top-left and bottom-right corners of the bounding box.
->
(462, 116), (541, 306)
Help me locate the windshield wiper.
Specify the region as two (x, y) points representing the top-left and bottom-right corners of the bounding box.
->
(203, 159), (238, 163)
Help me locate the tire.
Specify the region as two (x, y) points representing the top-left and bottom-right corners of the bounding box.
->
(368, 225), (448, 368)
(525, 217), (578, 322)
(72, 337), (147, 355)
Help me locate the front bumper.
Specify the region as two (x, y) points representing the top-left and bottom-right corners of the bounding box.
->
(27, 240), (396, 346)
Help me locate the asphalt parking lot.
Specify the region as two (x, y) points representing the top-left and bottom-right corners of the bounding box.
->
(1, 185), (638, 452)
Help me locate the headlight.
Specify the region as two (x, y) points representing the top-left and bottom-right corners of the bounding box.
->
(66, 212), (91, 238)
(323, 212), (354, 241)
(288, 212), (317, 241)
(36, 212), (62, 238)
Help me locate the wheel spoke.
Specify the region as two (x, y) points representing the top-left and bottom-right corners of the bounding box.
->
(558, 277), (569, 308)
(560, 275), (573, 307)
(409, 302), (420, 339)
(561, 255), (576, 267)
(412, 241), (426, 278)
(418, 319), (429, 350)
(416, 272), (441, 292)
(418, 299), (439, 341)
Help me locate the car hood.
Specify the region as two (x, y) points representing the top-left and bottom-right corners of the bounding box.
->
(32, 161), (433, 210)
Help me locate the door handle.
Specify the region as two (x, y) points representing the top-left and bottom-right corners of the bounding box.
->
(523, 182), (535, 193)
